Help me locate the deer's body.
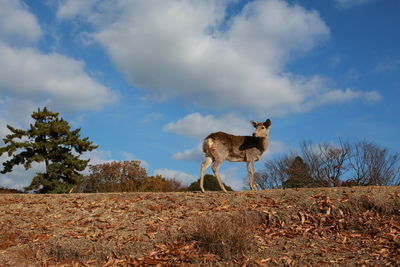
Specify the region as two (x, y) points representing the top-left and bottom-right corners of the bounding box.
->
(200, 119), (271, 192)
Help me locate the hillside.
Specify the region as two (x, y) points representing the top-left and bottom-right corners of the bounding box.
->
(0, 186), (399, 266)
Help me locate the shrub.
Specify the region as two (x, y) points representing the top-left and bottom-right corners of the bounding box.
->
(190, 210), (264, 260)
(0, 186), (23, 194)
(186, 174), (233, 192)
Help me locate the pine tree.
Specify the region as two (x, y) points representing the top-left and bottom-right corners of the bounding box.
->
(0, 107), (98, 193)
(282, 156), (315, 188)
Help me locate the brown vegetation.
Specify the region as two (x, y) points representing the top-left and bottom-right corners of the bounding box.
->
(0, 186), (399, 266)
(76, 161), (186, 193)
(0, 186), (23, 194)
(191, 210), (264, 259)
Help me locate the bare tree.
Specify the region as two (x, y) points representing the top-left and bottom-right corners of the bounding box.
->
(257, 139), (400, 189)
(200, 119), (271, 192)
(252, 171), (279, 190)
(300, 141), (351, 186)
(300, 141), (325, 185)
(348, 141), (400, 185)
(251, 153), (297, 190)
(317, 141), (351, 186)
(265, 154), (295, 188)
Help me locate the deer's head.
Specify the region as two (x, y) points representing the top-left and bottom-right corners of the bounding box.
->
(251, 119), (271, 138)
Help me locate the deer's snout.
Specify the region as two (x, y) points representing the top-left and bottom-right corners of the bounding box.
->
(252, 132), (256, 137)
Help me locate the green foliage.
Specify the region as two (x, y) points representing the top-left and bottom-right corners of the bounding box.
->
(186, 174), (234, 192)
(76, 161), (186, 193)
(0, 107), (98, 193)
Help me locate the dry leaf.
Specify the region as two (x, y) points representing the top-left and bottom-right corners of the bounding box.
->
(102, 256), (114, 267)
(254, 259), (268, 267)
(147, 204), (162, 212)
(298, 212), (306, 224)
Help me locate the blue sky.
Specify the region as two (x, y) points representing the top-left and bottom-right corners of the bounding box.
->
(0, 0), (399, 190)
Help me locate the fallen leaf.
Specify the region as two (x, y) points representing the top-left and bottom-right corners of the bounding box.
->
(144, 259), (162, 265)
(111, 208), (124, 213)
(102, 256), (114, 267)
(147, 204), (162, 212)
(154, 243), (167, 250)
(298, 212), (306, 224)
(379, 248), (389, 257)
(326, 207), (331, 216)
(254, 260), (267, 267)
(145, 232), (157, 239)
(83, 248), (92, 256)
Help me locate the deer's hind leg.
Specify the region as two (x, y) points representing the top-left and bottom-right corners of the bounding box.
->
(200, 156), (213, 192)
(212, 160), (227, 193)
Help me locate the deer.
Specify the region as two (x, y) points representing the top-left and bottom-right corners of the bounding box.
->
(200, 119), (271, 192)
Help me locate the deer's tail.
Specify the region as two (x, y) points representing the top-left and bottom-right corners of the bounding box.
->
(202, 137), (214, 157)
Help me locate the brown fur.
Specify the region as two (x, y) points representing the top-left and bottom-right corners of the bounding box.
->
(204, 132), (267, 162)
(200, 119), (271, 192)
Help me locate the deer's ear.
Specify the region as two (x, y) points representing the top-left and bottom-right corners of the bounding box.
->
(264, 119), (271, 128)
(250, 120), (258, 128)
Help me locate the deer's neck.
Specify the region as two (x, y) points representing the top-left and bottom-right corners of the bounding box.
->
(259, 136), (269, 152)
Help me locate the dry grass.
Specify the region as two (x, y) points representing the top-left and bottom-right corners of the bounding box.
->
(0, 187), (399, 266)
(190, 210), (264, 260)
(338, 191), (400, 216)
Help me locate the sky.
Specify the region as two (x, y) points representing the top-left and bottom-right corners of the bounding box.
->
(0, 0), (399, 190)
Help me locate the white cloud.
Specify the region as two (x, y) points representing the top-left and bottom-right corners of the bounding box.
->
(120, 152), (150, 169)
(0, 44), (118, 113)
(56, 0), (97, 20)
(265, 140), (286, 156)
(334, 0), (376, 9)
(81, 150), (151, 174)
(0, 0), (41, 44)
(374, 60), (400, 73)
(153, 168), (197, 185)
(82, 149), (114, 166)
(57, 0), (379, 115)
(140, 113), (162, 124)
(299, 88), (381, 111)
(89, 0), (329, 114)
(164, 112), (252, 140)
(316, 88), (381, 105)
(0, 153), (45, 190)
(220, 167), (244, 191)
(172, 144), (203, 162)
(0, 99), (39, 147)
(0, 0), (117, 128)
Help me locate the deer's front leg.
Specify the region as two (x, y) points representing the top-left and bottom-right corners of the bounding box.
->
(247, 161), (257, 191)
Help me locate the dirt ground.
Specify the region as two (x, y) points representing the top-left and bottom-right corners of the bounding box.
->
(0, 186), (399, 266)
